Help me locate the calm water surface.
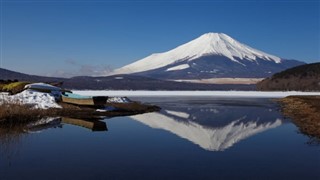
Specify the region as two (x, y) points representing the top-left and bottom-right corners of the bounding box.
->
(0, 97), (319, 180)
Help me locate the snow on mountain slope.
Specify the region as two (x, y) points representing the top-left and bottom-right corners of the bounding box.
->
(166, 64), (190, 71)
(112, 33), (282, 75)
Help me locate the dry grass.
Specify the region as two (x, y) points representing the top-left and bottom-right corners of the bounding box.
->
(279, 96), (320, 139)
(0, 102), (53, 123)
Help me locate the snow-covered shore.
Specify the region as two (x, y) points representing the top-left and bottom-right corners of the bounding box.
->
(0, 90), (61, 109)
(73, 90), (320, 98)
(1, 89), (319, 111)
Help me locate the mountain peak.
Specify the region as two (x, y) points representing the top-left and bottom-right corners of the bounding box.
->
(188, 32), (281, 63)
(198, 32), (236, 44)
(111, 33), (289, 75)
(201, 32), (228, 39)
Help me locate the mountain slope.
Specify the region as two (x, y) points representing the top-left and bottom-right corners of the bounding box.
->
(112, 33), (304, 79)
(257, 62), (320, 91)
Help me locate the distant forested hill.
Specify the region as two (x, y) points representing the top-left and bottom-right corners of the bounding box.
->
(0, 68), (255, 90)
(257, 63), (320, 91)
(0, 68), (65, 82)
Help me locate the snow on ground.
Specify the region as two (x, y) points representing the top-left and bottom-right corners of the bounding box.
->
(73, 90), (320, 98)
(107, 97), (131, 103)
(0, 90), (61, 109)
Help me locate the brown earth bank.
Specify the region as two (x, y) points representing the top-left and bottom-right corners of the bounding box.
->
(279, 96), (320, 139)
(0, 102), (160, 124)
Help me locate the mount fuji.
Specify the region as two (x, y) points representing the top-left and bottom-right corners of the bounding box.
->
(112, 33), (304, 80)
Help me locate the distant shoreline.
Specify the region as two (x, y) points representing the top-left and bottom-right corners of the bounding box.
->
(73, 90), (320, 98)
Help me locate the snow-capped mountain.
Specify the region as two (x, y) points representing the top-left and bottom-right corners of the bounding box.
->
(112, 33), (304, 79)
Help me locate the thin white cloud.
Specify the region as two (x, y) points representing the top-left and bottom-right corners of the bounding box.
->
(45, 59), (113, 78)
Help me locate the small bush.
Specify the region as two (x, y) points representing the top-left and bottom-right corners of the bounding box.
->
(1, 82), (30, 94)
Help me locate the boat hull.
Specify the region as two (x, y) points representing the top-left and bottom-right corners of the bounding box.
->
(61, 96), (108, 106)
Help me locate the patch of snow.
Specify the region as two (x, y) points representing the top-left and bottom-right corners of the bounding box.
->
(0, 90), (61, 109)
(166, 64), (190, 71)
(107, 97), (131, 103)
(114, 77), (124, 80)
(73, 90), (320, 98)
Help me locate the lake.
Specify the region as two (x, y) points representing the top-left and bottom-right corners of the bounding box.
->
(0, 97), (319, 180)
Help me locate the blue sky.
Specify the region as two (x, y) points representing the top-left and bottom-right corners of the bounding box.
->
(1, 0), (319, 77)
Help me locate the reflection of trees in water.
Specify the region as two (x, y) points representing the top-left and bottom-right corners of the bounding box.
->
(303, 134), (320, 146)
(0, 117), (107, 161)
(0, 123), (27, 164)
(0, 117), (61, 164)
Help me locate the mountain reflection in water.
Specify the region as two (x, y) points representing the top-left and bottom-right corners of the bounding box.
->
(1, 97), (319, 180)
(0, 98), (285, 153)
(129, 97), (286, 151)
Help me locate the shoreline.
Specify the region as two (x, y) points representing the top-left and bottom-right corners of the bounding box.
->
(2, 90), (320, 140)
(74, 90), (320, 98)
(279, 96), (320, 139)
